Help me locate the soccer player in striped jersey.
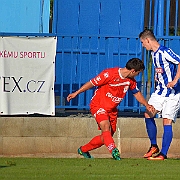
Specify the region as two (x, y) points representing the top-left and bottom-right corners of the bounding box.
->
(67, 58), (154, 160)
(139, 29), (180, 160)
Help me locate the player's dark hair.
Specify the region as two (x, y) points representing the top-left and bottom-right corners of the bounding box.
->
(126, 58), (145, 72)
(139, 29), (156, 40)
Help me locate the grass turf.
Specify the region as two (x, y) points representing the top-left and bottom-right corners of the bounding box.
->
(0, 157), (180, 180)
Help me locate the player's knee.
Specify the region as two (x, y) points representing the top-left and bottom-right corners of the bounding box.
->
(163, 118), (172, 125)
(99, 120), (110, 132)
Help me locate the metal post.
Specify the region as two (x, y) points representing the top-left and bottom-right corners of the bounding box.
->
(39, 0), (44, 33)
(157, 0), (164, 36)
(52, 0), (58, 34)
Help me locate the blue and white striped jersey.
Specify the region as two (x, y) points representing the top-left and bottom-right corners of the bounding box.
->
(151, 45), (180, 97)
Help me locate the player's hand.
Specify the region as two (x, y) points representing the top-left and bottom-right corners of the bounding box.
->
(67, 92), (77, 102)
(146, 104), (155, 114)
(167, 81), (176, 88)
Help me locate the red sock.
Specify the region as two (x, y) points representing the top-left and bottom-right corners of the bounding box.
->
(81, 135), (104, 152)
(102, 131), (115, 153)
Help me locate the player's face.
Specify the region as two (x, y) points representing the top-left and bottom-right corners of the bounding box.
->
(140, 38), (152, 50)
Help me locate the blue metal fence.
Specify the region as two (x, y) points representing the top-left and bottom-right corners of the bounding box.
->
(55, 35), (143, 112)
(1, 0), (180, 114)
(53, 0), (147, 112)
(54, 0), (180, 113)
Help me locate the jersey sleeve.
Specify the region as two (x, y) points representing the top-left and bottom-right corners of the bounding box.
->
(90, 69), (111, 86)
(129, 78), (140, 94)
(164, 48), (180, 64)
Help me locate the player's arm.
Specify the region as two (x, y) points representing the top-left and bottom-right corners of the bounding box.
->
(133, 91), (155, 113)
(167, 63), (180, 88)
(165, 49), (180, 88)
(129, 80), (149, 107)
(133, 91), (148, 107)
(67, 81), (94, 102)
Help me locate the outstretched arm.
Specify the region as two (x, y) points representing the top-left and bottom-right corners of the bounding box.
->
(133, 91), (155, 113)
(67, 81), (94, 102)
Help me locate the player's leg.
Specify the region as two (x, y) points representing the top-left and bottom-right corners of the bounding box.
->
(148, 93), (180, 160)
(161, 119), (172, 158)
(109, 108), (118, 137)
(77, 108), (105, 159)
(78, 133), (104, 159)
(147, 118), (172, 160)
(109, 112), (121, 160)
(99, 120), (120, 160)
(144, 93), (163, 158)
(93, 107), (116, 153)
(144, 113), (159, 158)
(80, 134), (104, 153)
(93, 108), (120, 160)
(78, 108), (114, 159)
(78, 107), (120, 160)
(99, 120), (115, 152)
(79, 120), (120, 160)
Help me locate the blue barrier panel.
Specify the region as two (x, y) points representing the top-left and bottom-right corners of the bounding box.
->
(55, 35), (143, 111)
(54, 0), (146, 111)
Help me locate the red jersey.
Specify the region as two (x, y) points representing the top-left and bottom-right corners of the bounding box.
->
(90, 67), (139, 112)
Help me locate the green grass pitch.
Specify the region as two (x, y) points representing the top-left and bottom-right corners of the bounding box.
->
(0, 157), (180, 180)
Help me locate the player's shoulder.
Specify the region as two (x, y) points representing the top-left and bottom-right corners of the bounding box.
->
(161, 46), (180, 60)
(159, 45), (169, 52)
(159, 45), (176, 54)
(102, 67), (119, 74)
(105, 67), (119, 71)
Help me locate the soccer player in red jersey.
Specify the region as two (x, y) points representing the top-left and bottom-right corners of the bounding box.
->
(67, 58), (154, 160)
